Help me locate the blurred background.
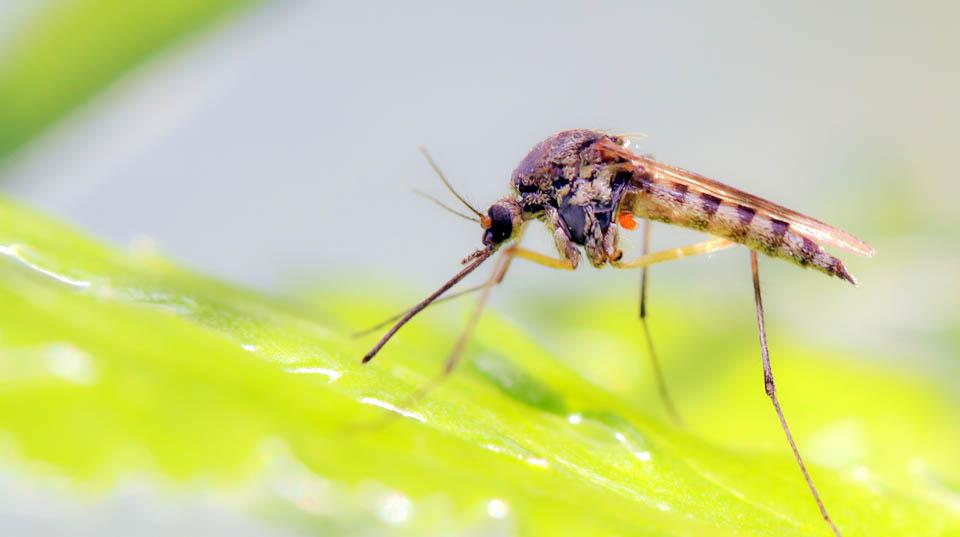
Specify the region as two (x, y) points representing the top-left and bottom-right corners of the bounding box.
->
(1, 0), (958, 535)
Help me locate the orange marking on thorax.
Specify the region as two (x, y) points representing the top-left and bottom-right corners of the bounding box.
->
(619, 211), (638, 230)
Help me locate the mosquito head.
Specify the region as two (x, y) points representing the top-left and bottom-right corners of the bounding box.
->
(481, 198), (522, 247)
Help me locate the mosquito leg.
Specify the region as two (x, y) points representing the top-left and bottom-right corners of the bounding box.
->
(751, 251), (842, 537)
(410, 232), (579, 401)
(355, 247), (517, 430)
(352, 283), (487, 337)
(368, 225), (579, 419)
(637, 219), (685, 426)
(504, 245), (576, 270)
(612, 237), (734, 269)
(411, 243), (571, 397)
(361, 247), (494, 364)
(614, 236), (731, 424)
(638, 218), (652, 318)
(440, 258), (502, 373)
(355, 227), (531, 338)
(407, 248), (514, 402)
(491, 225), (527, 282)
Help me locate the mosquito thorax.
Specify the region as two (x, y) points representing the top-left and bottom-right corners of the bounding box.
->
(509, 129), (625, 224)
(481, 198), (522, 246)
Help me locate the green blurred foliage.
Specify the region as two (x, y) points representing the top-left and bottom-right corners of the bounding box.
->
(0, 197), (958, 536)
(0, 0), (260, 163)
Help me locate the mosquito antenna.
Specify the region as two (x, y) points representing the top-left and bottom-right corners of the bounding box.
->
(362, 247), (494, 363)
(413, 189), (481, 223)
(419, 146), (484, 218)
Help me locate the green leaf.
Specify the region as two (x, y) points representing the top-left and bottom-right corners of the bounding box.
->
(0, 0), (261, 162)
(0, 196), (958, 536)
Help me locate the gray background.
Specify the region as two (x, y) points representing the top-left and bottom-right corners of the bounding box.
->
(4, 0), (956, 285)
(6, 0), (958, 360)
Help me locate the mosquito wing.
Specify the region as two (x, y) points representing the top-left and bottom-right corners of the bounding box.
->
(600, 140), (875, 257)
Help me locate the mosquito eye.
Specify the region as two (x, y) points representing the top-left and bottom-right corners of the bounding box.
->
(517, 181), (539, 193)
(484, 204), (514, 244)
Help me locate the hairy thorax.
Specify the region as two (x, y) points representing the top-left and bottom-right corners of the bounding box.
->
(510, 129), (631, 267)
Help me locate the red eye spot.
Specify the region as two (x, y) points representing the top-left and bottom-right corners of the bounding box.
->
(618, 211), (637, 230)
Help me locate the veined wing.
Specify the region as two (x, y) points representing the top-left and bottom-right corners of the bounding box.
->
(600, 140), (875, 257)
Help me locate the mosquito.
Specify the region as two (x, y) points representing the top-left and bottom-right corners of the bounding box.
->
(359, 129), (873, 537)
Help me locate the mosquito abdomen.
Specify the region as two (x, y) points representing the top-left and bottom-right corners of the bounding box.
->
(625, 178), (856, 284)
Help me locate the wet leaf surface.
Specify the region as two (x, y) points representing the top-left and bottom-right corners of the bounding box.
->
(0, 197), (958, 536)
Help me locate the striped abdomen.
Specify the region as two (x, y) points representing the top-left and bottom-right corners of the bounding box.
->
(623, 176), (856, 284)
